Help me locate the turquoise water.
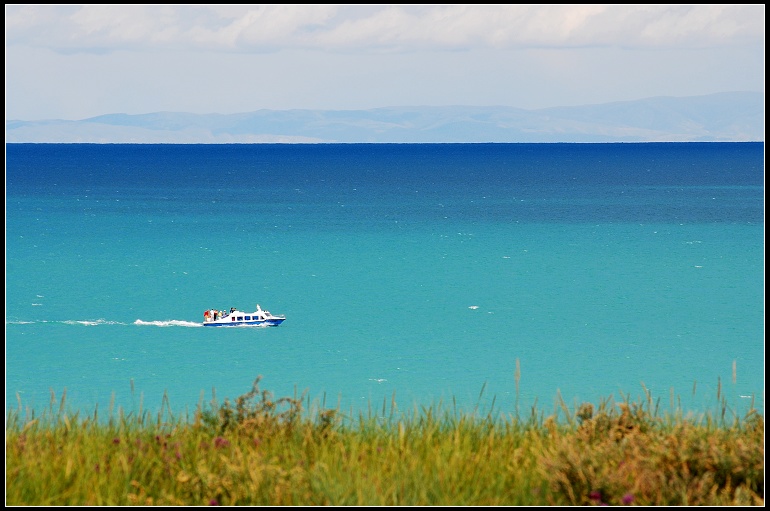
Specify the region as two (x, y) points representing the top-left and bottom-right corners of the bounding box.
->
(6, 143), (764, 421)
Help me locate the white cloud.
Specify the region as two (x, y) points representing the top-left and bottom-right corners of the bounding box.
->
(5, 4), (764, 120)
(5, 4), (765, 53)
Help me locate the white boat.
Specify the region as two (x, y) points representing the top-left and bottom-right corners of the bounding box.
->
(203, 304), (286, 327)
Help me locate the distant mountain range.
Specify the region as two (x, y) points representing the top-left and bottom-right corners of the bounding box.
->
(5, 91), (763, 143)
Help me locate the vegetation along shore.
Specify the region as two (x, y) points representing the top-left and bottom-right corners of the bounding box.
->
(6, 376), (764, 506)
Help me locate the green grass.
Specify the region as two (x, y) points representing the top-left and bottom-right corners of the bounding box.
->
(6, 376), (764, 506)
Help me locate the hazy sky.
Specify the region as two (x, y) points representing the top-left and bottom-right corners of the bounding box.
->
(5, 4), (765, 121)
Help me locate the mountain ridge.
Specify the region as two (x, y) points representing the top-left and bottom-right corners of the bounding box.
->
(6, 91), (763, 143)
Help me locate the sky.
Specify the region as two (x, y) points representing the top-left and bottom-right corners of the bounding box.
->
(5, 4), (765, 121)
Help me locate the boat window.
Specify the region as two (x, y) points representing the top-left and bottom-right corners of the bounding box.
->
(245, 316), (251, 320)
(231, 317), (235, 321)
(237, 316), (243, 321)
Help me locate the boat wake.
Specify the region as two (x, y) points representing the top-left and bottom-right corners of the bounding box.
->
(7, 319), (201, 328)
(62, 319), (127, 326)
(6, 319), (128, 326)
(134, 319), (202, 328)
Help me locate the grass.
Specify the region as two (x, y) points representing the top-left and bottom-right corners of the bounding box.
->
(5, 376), (764, 506)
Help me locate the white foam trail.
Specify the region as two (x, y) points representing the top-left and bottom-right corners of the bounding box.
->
(9, 319), (129, 326)
(134, 319), (202, 327)
(61, 319), (127, 326)
(11, 318), (226, 328)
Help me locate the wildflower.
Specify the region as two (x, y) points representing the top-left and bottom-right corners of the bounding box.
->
(209, 499), (219, 505)
(622, 493), (634, 504)
(214, 437), (230, 448)
(112, 438), (120, 445)
(589, 491), (602, 501)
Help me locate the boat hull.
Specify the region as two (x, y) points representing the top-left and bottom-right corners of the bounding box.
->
(203, 318), (285, 327)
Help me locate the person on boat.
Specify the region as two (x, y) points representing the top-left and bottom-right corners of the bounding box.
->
(230, 307), (236, 314)
(213, 310), (219, 320)
(204, 310), (211, 322)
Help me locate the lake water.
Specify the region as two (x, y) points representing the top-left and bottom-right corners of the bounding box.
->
(6, 142), (764, 422)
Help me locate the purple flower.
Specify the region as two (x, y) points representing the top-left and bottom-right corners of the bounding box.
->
(589, 491), (602, 501)
(214, 437), (230, 448)
(622, 493), (634, 504)
(209, 499), (219, 506)
(112, 438), (121, 445)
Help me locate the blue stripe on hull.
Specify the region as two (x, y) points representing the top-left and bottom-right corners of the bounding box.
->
(203, 319), (285, 327)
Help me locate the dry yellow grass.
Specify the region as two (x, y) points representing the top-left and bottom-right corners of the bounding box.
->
(6, 376), (764, 505)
